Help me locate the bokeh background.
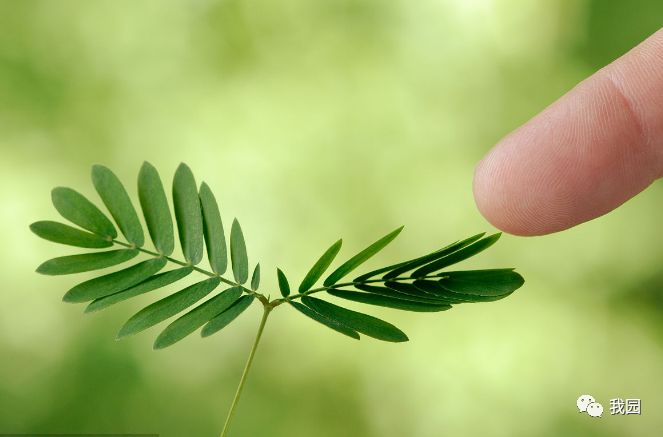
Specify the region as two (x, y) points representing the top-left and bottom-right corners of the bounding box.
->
(1, 1), (662, 436)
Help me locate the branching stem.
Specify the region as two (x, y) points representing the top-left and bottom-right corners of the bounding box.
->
(112, 236), (445, 436)
(220, 303), (271, 437)
(113, 238), (442, 308)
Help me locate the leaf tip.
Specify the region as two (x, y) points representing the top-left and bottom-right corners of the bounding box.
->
(83, 304), (97, 314)
(153, 338), (169, 350)
(61, 291), (80, 303)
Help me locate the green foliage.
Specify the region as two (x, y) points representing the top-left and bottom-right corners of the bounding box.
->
(138, 162), (175, 256)
(51, 187), (117, 238)
(200, 182), (228, 275)
(302, 296), (408, 342)
(172, 163), (204, 265)
(299, 239), (342, 293)
(37, 249), (138, 275)
(92, 165), (145, 247)
(30, 221), (113, 248)
(30, 162), (525, 436)
(323, 226), (403, 286)
(230, 219), (249, 284)
(250, 264), (261, 291)
(118, 277), (223, 339)
(201, 295), (255, 338)
(277, 268), (290, 297)
(31, 162), (524, 346)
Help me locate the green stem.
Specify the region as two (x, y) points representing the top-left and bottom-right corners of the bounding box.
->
(220, 304), (271, 437)
(112, 239), (266, 302)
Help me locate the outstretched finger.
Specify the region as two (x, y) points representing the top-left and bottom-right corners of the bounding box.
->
(473, 28), (663, 236)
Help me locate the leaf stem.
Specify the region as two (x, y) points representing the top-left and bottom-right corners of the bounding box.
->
(112, 239), (266, 303)
(220, 304), (271, 437)
(112, 238), (443, 309)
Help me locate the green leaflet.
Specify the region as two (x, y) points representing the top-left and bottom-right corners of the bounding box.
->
(327, 289), (452, 312)
(201, 295), (255, 338)
(63, 257), (167, 303)
(199, 182), (228, 275)
(230, 219), (248, 284)
(439, 269), (524, 296)
(36, 249), (138, 275)
(138, 162), (174, 255)
(277, 268), (290, 297)
(411, 233), (501, 277)
(251, 264), (261, 291)
(51, 187), (116, 238)
(382, 281), (452, 301)
(324, 226), (403, 287)
(413, 280), (500, 303)
(85, 267), (193, 313)
(289, 301), (359, 340)
(30, 221), (113, 248)
(382, 233), (485, 279)
(353, 260), (412, 283)
(302, 296), (408, 343)
(154, 286), (243, 349)
(117, 277), (221, 339)
(299, 239), (342, 293)
(409, 280), (467, 303)
(91, 165), (144, 246)
(173, 163), (204, 265)
(354, 283), (450, 304)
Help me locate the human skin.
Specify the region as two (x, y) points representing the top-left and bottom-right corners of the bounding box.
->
(473, 28), (663, 236)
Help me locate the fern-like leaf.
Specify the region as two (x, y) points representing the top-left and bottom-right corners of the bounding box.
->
(31, 162), (263, 348)
(31, 162), (524, 349)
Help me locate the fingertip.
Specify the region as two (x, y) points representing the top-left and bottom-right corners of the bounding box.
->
(473, 144), (563, 237)
(474, 29), (663, 236)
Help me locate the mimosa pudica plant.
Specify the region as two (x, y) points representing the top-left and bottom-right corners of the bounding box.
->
(30, 162), (525, 436)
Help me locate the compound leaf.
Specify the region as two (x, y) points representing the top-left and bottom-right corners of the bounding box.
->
(201, 295), (255, 338)
(199, 182), (227, 275)
(30, 221), (113, 248)
(92, 165), (144, 246)
(138, 162), (174, 255)
(154, 286), (243, 349)
(52, 187), (116, 238)
(324, 226), (403, 287)
(37, 249), (138, 275)
(299, 239), (342, 293)
(85, 266), (193, 313)
(173, 163), (204, 265)
(230, 219), (248, 284)
(63, 257), (167, 303)
(289, 301), (359, 340)
(302, 296), (408, 342)
(117, 277), (221, 339)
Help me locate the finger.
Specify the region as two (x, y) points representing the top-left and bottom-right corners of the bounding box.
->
(473, 28), (663, 236)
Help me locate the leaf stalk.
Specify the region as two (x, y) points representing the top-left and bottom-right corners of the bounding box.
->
(220, 303), (271, 437)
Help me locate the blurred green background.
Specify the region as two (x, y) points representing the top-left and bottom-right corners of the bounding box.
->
(1, 0), (662, 436)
